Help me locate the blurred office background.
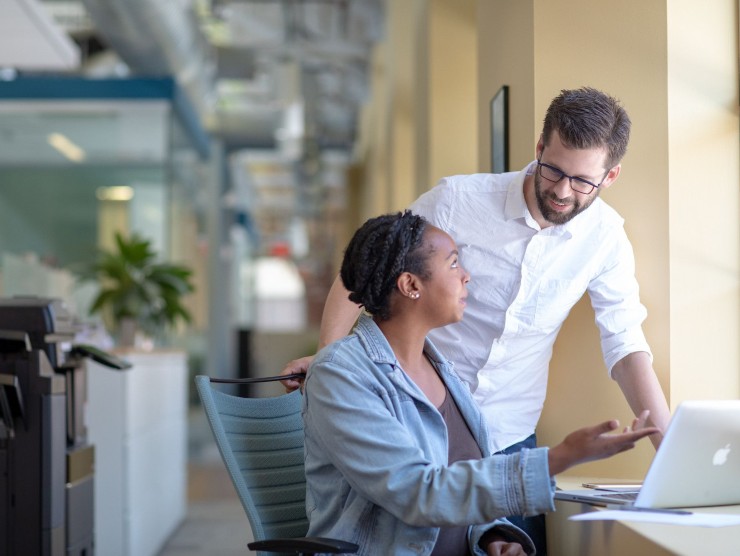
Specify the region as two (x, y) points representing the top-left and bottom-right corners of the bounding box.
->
(0, 0), (388, 389)
(0, 1), (738, 555)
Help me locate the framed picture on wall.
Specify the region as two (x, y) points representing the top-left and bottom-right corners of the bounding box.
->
(490, 85), (509, 173)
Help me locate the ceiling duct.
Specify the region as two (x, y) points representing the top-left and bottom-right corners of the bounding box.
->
(78, 0), (384, 152)
(80, 0), (217, 120)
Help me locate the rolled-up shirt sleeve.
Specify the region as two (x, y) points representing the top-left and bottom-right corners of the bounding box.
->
(588, 226), (652, 375)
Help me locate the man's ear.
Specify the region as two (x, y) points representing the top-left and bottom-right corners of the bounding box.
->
(535, 135), (545, 160)
(599, 163), (621, 190)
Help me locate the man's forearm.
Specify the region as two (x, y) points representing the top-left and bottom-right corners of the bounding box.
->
(318, 275), (363, 350)
(612, 351), (670, 448)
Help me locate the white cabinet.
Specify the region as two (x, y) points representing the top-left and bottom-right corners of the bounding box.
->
(86, 350), (188, 556)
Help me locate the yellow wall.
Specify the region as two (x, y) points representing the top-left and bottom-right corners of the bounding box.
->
(427, 0), (478, 181)
(477, 1), (535, 171)
(353, 1), (422, 220)
(353, 0), (478, 221)
(667, 1), (740, 402)
(360, 41), (390, 220)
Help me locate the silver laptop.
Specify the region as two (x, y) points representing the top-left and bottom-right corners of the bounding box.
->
(555, 400), (740, 509)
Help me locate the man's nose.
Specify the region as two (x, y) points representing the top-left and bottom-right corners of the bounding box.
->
(552, 176), (573, 198)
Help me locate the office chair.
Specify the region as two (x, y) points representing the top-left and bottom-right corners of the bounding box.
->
(194, 375), (358, 555)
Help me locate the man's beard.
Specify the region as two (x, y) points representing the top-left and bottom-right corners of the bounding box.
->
(534, 174), (598, 225)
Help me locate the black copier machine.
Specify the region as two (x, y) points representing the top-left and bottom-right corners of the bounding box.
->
(0, 297), (128, 556)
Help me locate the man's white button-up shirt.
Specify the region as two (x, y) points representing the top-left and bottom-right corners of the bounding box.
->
(409, 163), (651, 451)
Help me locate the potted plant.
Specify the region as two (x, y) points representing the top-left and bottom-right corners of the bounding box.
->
(80, 232), (195, 347)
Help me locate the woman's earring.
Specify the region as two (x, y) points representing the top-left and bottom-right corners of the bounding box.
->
(409, 291), (420, 300)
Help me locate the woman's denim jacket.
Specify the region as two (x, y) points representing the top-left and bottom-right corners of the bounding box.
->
(303, 314), (555, 556)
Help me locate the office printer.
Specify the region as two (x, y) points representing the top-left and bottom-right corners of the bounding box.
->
(0, 297), (129, 556)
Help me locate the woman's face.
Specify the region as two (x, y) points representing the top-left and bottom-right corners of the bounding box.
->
(418, 226), (470, 327)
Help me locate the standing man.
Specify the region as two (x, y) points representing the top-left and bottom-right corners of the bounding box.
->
(282, 87), (670, 554)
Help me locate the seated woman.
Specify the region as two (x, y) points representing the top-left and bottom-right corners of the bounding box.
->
(302, 211), (657, 556)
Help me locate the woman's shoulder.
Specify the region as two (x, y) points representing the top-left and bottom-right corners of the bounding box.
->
(311, 332), (380, 376)
(313, 334), (362, 366)
(306, 336), (394, 404)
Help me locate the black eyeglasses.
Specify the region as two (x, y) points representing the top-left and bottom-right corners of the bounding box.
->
(536, 160), (608, 195)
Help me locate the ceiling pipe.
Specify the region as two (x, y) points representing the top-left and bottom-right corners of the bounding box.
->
(80, 0), (217, 121)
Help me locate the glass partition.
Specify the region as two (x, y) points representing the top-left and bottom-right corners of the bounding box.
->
(0, 78), (213, 351)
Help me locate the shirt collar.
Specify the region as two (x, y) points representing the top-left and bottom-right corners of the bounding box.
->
(503, 162), (534, 222)
(354, 313), (396, 365)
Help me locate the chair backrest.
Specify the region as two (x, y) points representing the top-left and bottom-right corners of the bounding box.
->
(194, 375), (308, 544)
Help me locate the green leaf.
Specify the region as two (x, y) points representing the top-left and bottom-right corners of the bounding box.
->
(78, 232), (196, 339)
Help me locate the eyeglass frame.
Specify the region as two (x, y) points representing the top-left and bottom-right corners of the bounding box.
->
(535, 158), (610, 195)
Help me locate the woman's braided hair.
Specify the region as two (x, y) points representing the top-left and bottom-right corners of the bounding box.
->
(340, 210), (430, 321)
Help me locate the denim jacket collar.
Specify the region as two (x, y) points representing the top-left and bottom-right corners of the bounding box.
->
(354, 313), (458, 401)
(354, 313), (453, 368)
(353, 313), (491, 452)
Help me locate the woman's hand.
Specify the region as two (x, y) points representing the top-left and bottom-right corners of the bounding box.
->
(485, 539), (527, 556)
(548, 410), (659, 476)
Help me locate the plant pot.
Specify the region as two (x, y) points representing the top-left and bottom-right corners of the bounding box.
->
(118, 317), (137, 348)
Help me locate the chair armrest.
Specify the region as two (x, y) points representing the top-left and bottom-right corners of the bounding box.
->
(248, 536), (359, 553)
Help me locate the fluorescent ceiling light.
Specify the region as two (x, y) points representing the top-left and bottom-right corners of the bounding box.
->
(96, 186), (134, 202)
(47, 132), (86, 162)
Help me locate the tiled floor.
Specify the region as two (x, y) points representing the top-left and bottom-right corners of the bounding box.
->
(157, 408), (255, 556)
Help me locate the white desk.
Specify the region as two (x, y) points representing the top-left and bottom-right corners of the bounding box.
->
(548, 476), (740, 555)
(87, 350), (188, 556)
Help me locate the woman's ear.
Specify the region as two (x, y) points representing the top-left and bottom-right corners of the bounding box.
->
(396, 272), (421, 299)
